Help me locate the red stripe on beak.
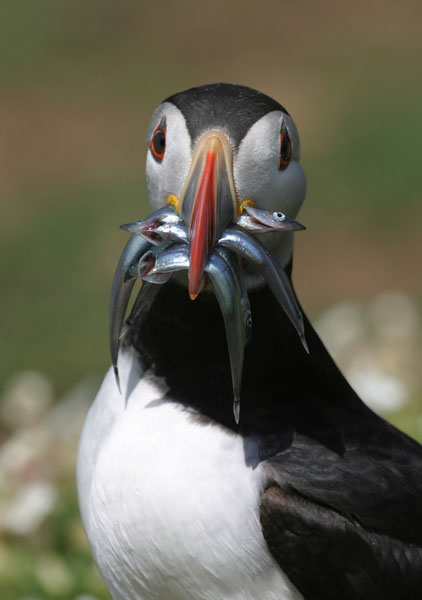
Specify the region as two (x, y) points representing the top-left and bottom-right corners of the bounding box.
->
(188, 148), (217, 300)
(180, 131), (237, 300)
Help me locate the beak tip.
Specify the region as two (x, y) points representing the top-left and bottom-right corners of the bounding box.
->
(188, 274), (206, 300)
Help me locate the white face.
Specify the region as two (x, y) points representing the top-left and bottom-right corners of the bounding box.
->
(233, 110), (307, 266)
(234, 111), (306, 219)
(145, 102), (192, 212)
(145, 105), (307, 267)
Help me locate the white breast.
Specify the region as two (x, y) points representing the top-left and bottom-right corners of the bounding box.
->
(77, 350), (302, 600)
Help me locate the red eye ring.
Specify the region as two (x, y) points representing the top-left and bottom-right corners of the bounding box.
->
(150, 124), (166, 161)
(279, 126), (292, 170)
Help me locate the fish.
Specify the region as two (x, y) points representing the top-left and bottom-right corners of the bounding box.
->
(218, 226), (308, 353)
(120, 204), (182, 245)
(145, 244), (191, 277)
(109, 234), (153, 389)
(214, 246), (252, 345)
(111, 203), (308, 415)
(205, 252), (245, 424)
(236, 205), (306, 234)
(143, 222), (189, 245)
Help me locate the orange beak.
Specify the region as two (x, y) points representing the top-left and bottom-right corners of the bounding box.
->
(181, 132), (237, 300)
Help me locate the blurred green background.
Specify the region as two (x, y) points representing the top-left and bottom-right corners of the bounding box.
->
(0, 1), (421, 598)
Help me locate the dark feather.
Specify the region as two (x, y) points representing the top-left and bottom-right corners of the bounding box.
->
(260, 483), (422, 600)
(165, 83), (288, 147)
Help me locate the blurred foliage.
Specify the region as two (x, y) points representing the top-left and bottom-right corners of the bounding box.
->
(1, 488), (108, 600)
(0, 1), (421, 598)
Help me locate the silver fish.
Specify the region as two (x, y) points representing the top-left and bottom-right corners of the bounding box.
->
(237, 205), (306, 234)
(205, 252), (245, 424)
(120, 205), (182, 245)
(109, 234), (152, 389)
(145, 244), (191, 277)
(218, 226), (308, 353)
(126, 249), (173, 284)
(214, 246), (252, 345)
(147, 222), (188, 245)
(142, 271), (173, 284)
(112, 203), (307, 417)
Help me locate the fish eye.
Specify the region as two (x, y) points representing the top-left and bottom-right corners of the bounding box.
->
(150, 123), (166, 162)
(273, 211), (286, 221)
(279, 125), (292, 171)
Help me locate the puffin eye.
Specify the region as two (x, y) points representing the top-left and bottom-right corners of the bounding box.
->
(150, 123), (166, 162)
(279, 125), (292, 170)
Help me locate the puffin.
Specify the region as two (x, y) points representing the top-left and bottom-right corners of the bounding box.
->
(77, 83), (422, 600)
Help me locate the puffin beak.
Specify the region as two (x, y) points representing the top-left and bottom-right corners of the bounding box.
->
(180, 132), (237, 300)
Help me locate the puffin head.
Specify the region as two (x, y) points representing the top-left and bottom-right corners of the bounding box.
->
(112, 83), (308, 422)
(145, 83), (307, 297)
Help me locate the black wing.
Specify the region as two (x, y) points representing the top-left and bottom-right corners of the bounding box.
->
(257, 308), (422, 600)
(247, 289), (422, 599)
(260, 477), (422, 600)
